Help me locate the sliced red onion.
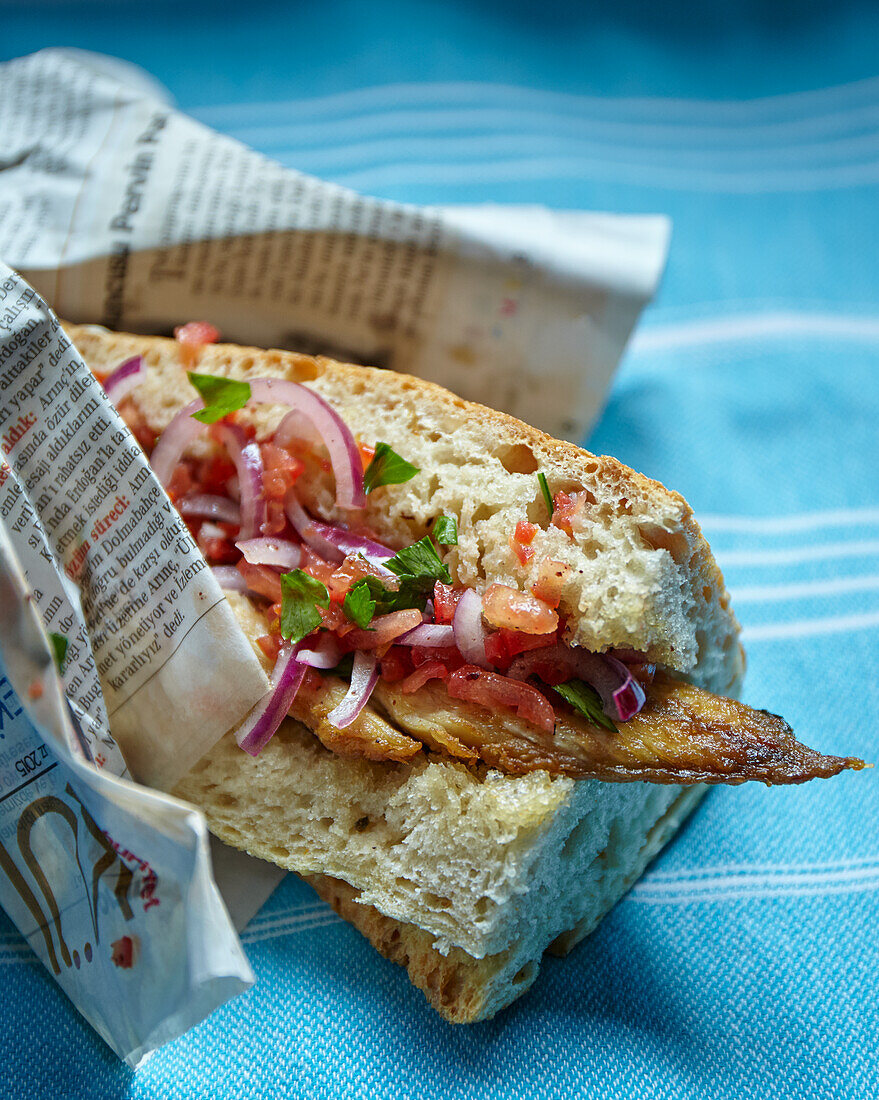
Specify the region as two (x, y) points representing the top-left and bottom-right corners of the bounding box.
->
(453, 588), (490, 668)
(211, 566), (248, 592)
(236, 645), (308, 756)
(286, 496), (396, 575)
(150, 399), (205, 486)
(103, 356), (146, 404)
(507, 644), (646, 722)
(285, 493), (345, 562)
(217, 423), (265, 540)
(199, 521), (227, 543)
(600, 654), (647, 722)
(398, 623), (456, 647)
(179, 493), (242, 524)
(273, 408), (320, 446)
(297, 634), (342, 669)
(149, 375), (365, 508)
(250, 378), (365, 509)
(236, 537), (302, 569)
(326, 650), (379, 728)
(311, 524), (395, 573)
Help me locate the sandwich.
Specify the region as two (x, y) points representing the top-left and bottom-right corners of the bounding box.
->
(65, 321), (864, 1022)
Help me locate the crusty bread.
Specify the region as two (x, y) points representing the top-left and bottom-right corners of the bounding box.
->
(308, 780), (705, 1022)
(66, 324), (738, 1019)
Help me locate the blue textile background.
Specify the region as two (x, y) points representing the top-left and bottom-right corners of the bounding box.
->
(2, 4), (878, 1097)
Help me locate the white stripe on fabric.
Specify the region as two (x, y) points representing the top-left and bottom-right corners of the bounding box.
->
(216, 102), (879, 154)
(642, 866), (879, 891)
(630, 311), (879, 355)
(718, 540), (879, 567)
(246, 131), (879, 173)
(189, 77), (879, 128)
(646, 856), (879, 881)
(330, 158), (879, 194)
(242, 914), (341, 945)
(731, 574), (879, 603)
(246, 903), (335, 933)
(632, 865), (879, 904)
(700, 508), (879, 535)
(742, 609), (879, 641)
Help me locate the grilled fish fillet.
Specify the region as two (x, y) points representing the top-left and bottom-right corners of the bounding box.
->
(290, 673), (865, 785)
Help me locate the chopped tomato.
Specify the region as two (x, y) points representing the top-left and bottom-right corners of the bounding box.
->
(257, 634), (283, 662)
(482, 583), (558, 635)
(400, 661), (448, 693)
(175, 321), (220, 368)
(196, 451), (237, 495)
(530, 559), (572, 608)
(410, 645), (465, 672)
(380, 647), (411, 682)
(510, 541), (533, 565)
(175, 321), (220, 346)
(299, 547), (337, 586)
(515, 520), (537, 545)
(344, 610), (423, 649)
(263, 499), (288, 536)
(237, 560), (283, 602)
(165, 461), (196, 502)
(510, 520), (538, 565)
(551, 491), (588, 537)
(484, 629), (555, 670)
(261, 442), (304, 500)
(359, 442), (376, 471)
(200, 537), (239, 564)
(433, 582), (466, 624)
(317, 603), (350, 633)
(326, 553), (390, 603)
(447, 666), (555, 733)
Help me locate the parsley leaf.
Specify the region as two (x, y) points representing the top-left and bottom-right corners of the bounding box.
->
(49, 632), (68, 674)
(343, 535), (451, 619)
(363, 442), (419, 494)
(344, 575), (410, 618)
(188, 371), (251, 424)
(554, 680), (618, 732)
(433, 515), (458, 545)
(343, 582), (376, 629)
(385, 536), (452, 585)
(279, 570), (329, 643)
(537, 472), (554, 517)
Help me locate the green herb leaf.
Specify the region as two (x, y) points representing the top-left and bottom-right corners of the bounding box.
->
(363, 442), (420, 494)
(49, 632), (68, 674)
(537, 472), (553, 517)
(554, 680), (618, 732)
(345, 575), (407, 617)
(385, 536), (452, 585)
(279, 570), (329, 643)
(433, 515), (458, 546)
(343, 582), (376, 629)
(188, 371), (251, 424)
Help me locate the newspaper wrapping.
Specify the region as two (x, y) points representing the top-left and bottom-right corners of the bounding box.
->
(0, 48), (670, 1061)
